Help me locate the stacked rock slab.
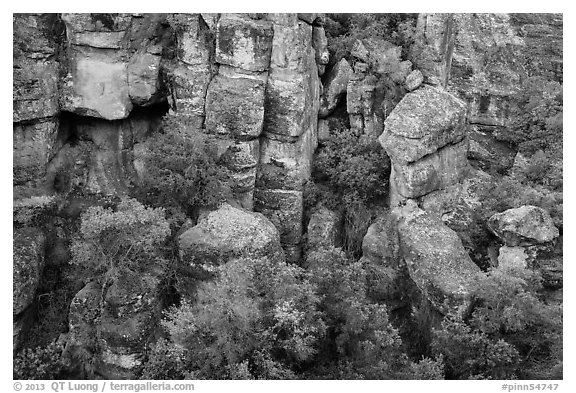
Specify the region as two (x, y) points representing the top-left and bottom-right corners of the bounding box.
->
(203, 14), (273, 210)
(488, 205), (561, 289)
(256, 14), (321, 262)
(379, 85), (469, 206)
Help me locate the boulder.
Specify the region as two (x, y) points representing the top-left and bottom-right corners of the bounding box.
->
(215, 14), (273, 72)
(380, 86), (468, 164)
(394, 201), (481, 317)
(405, 69), (424, 91)
(488, 206), (559, 246)
(205, 73), (266, 139)
(319, 58), (353, 117)
(179, 203), (284, 266)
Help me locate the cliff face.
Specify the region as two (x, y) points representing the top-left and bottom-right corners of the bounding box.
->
(13, 13), (324, 260)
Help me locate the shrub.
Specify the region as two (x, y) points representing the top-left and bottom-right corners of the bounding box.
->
(313, 126), (389, 256)
(140, 115), (232, 222)
(431, 315), (519, 379)
(160, 257), (325, 379)
(14, 342), (66, 380)
(70, 198), (170, 277)
(13, 195), (57, 227)
(305, 247), (409, 379)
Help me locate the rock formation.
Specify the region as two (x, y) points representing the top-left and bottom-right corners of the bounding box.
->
(380, 85), (469, 205)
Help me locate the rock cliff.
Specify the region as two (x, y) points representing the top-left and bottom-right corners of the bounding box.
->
(13, 13), (562, 379)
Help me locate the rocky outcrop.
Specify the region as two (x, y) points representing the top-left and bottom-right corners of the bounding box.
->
(488, 205), (559, 247)
(380, 85), (469, 204)
(178, 203), (284, 267)
(254, 14), (322, 261)
(394, 201), (481, 317)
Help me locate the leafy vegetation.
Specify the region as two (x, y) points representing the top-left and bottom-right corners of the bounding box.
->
(312, 124), (390, 256)
(70, 198), (170, 277)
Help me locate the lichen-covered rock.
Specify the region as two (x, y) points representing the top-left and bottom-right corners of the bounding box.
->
(405, 69), (424, 91)
(179, 203), (284, 266)
(307, 206), (342, 249)
(204, 73), (266, 139)
(319, 58), (353, 117)
(13, 227), (46, 315)
(297, 13), (325, 25)
(488, 206), (559, 246)
(394, 201), (481, 317)
(215, 14), (273, 72)
(380, 86), (468, 164)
